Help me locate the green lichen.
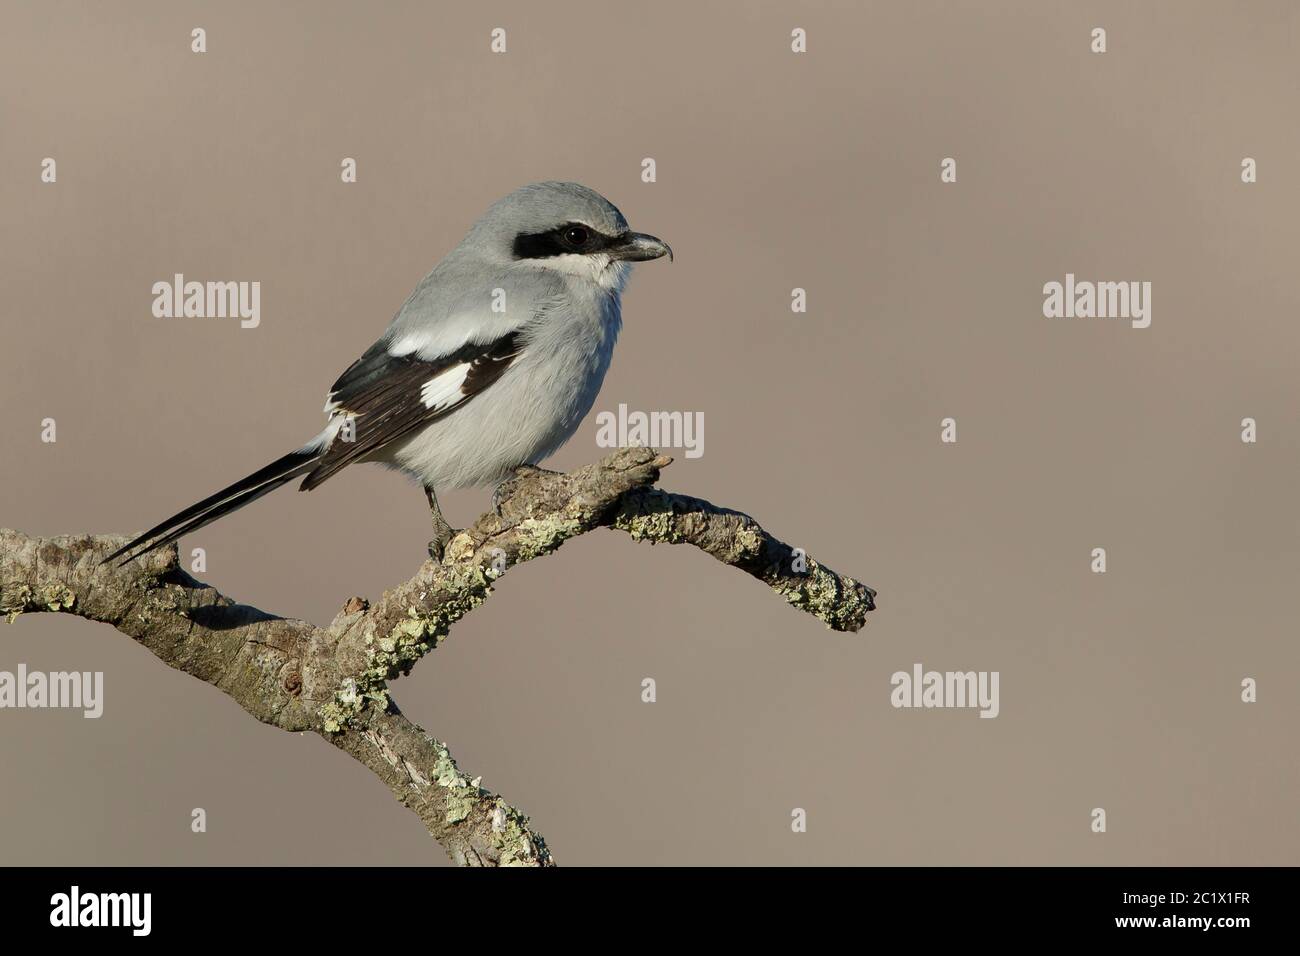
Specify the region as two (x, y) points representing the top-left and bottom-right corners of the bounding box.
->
(317, 702), (348, 734)
(430, 740), (479, 824)
(490, 798), (548, 866)
(43, 584), (76, 612)
(613, 490), (683, 543)
(772, 560), (874, 631)
(366, 565), (495, 684)
(618, 509), (679, 542)
(444, 788), (475, 824)
(0, 583), (75, 622)
(1, 584), (34, 623)
(731, 526), (765, 560)
(318, 677), (364, 732)
(318, 564), (497, 733)
(513, 513), (583, 560)
(432, 743), (463, 787)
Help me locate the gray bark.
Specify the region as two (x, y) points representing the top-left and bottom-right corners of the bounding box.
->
(0, 448), (874, 865)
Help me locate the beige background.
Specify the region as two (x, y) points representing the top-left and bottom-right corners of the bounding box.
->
(1, 0), (1297, 866)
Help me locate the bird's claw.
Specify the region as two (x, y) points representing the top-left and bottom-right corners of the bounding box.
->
(427, 528), (458, 562)
(492, 480), (513, 517)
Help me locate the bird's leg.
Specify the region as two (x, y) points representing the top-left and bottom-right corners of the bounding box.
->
(424, 484), (457, 561)
(493, 464), (563, 516)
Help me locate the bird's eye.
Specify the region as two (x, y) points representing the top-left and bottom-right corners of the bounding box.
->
(563, 226), (589, 247)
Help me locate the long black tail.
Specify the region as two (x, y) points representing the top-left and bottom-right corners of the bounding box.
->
(103, 448), (319, 566)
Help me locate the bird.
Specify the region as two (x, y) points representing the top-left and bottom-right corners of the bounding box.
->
(105, 181), (672, 566)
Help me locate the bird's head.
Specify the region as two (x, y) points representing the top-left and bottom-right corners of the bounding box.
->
(465, 181), (671, 291)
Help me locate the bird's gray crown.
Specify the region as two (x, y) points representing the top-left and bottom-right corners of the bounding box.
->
(463, 182), (629, 256)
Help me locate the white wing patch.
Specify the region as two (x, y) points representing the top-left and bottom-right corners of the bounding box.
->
(419, 363), (471, 411)
(321, 362), (471, 417)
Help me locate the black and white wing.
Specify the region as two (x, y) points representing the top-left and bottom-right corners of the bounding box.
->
(299, 332), (523, 491)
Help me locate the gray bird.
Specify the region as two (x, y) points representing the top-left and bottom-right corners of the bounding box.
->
(107, 181), (672, 565)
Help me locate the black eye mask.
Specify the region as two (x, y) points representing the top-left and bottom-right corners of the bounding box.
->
(512, 223), (622, 259)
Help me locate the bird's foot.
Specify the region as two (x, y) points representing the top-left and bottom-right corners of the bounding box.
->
(423, 484), (458, 562)
(427, 526), (460, 562)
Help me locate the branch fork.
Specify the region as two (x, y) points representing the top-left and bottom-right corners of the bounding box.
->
(0, 447), (874, 865)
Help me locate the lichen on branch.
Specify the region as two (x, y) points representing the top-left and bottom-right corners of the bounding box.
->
(0, 447), (874, 865)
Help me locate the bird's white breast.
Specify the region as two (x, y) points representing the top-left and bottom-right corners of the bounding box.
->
(381, 278), (624, 489)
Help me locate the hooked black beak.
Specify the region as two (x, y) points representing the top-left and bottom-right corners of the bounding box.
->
(610, 232), (673, 262)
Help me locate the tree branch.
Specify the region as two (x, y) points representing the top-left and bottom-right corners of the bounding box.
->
(0, 447), (874, 865)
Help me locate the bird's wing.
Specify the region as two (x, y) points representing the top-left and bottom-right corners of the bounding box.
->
(300, 329), (524, 491)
